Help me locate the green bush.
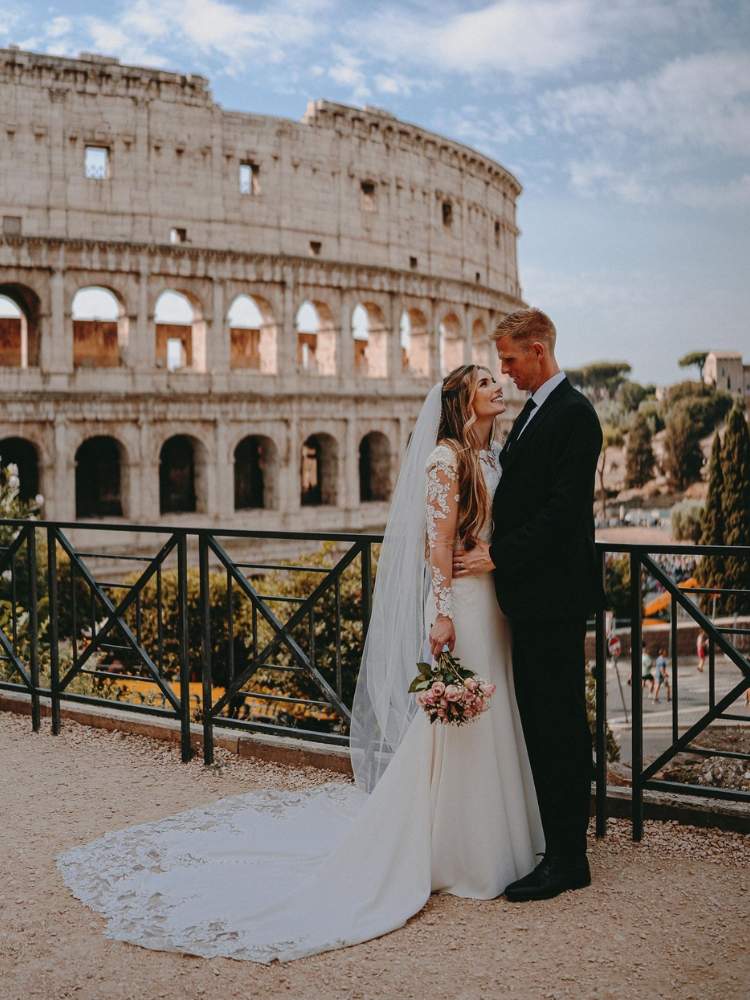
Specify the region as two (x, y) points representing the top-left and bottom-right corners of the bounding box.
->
(671, 500), (705, 542)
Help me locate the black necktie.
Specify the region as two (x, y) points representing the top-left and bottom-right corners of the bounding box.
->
(506, 397), (537, 450)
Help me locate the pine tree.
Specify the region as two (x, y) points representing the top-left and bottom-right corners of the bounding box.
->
(625, 413), (655, 488)
(662, 405), (703, 490)
(720, 403), (750, 613)
(698, 431), (724, 606)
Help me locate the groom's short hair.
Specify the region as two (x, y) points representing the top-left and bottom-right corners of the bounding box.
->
(493, 308), (556, 350)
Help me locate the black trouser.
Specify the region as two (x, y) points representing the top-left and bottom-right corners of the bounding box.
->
(510, 618), (593, 860)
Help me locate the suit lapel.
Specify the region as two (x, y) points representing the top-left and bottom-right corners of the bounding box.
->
(501, 379), (571, 470)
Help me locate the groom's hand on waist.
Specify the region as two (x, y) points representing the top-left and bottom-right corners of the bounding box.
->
(453, 541), (495, 578)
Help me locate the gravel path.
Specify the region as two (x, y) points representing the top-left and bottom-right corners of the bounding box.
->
(2, 710), (748, 1000)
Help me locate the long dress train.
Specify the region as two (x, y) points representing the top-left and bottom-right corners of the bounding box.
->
(57, 442), (543, 963)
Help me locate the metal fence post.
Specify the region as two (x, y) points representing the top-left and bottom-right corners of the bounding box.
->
(26, 524), (41, 732)
(199, 533), (214, 765)
(630, 551), (643, 841)
(176, 533), (192, 762)
(46, 526), (61, 735)
(594, 549), (608, 837)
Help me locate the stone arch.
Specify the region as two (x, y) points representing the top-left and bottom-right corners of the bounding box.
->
(75, 435), (126, 518)
(301, 432), (338, 506)
(0, 437), (40, 502)
(234, 434), (278, 510)
(0, 284), (41, 367)
(471, 317), (490, 368)
(399, 307), (430, 377)
(72, 286), (128, 369)
(154, 289), (207, 373)
(295, 299), (336, 375)
(439, 310), (464, 376)
(227, 293), (277, 374)
(352, 301), (388, 378)
(358, 431), (392, 502)
(158, 434), (207, 514)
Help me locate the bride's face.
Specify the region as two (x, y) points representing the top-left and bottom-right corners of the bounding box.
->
(472, 370), (506, 419)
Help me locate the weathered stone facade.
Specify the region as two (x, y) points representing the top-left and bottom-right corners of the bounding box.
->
(0, 47), (525, 534)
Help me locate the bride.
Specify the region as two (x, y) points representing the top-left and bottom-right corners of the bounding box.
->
(58, 364), (543, 963)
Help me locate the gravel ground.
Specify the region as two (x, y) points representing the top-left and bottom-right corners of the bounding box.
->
(2, 710), (748, 1000)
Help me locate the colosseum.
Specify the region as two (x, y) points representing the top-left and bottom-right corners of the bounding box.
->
(0, 46), (526, 538)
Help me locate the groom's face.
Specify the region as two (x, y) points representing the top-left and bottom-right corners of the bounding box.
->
(496, 334), (542, 392)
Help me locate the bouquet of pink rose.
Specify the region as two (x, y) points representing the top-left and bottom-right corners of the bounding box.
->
(408, 650), (496, 726)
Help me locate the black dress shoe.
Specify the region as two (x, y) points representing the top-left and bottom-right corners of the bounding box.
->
(504, 855), (591, 902)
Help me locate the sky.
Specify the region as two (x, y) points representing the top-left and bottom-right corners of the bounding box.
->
(2, 0), (749, 385)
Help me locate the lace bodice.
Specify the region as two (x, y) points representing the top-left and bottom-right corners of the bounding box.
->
(425, 442), (501, 621)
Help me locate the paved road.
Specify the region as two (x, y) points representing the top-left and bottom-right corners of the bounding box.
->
(603, 654), (749, 766)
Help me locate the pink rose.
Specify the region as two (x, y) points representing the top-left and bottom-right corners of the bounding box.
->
(480, 682), (496, 698)
(465, 678), (478, 692)
(431, 681), (446, 696)
(445, 684), (462, 702)
(439, 697), (448, 708)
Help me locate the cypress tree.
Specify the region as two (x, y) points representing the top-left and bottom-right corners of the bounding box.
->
(625, 413), (655, 488)
(663, 404), (703, 490)
(720, 403), (750, 613)
(698, 431), (724, 607)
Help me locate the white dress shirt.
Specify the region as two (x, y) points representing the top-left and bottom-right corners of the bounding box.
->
(516, 370), (567, 439)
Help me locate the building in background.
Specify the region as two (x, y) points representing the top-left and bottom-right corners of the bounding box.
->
(704, 351), (750, 404)
(0, 47), (525, 538)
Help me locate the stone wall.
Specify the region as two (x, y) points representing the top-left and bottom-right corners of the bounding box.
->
(0, 47), (527, 536)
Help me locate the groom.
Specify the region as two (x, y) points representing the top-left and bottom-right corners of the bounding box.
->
(453, 307), (603, 901)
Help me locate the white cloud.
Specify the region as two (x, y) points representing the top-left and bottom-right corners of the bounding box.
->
(46, 16), (72, 39)
(568, 160), (658, 204)
(673, 175), (750, 209)
(328, 47), (370, 100)
(541, 50), (750, 156)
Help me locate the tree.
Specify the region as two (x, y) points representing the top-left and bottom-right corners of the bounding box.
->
(625, 413), (655, 488)
(580, 361), (632, 401)
(720, 403), (750, 613)
(597, 424), (624, 516)
(662, 404), (703, 490)
(671, 500), (704, 542)
(679, 351), (709, 380)
(617, 380), (653, 413)
(698, 431), (724, 603)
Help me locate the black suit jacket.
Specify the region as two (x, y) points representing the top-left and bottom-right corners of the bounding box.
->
(489, 378), (604, 622)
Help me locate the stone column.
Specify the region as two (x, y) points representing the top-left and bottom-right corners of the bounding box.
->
(47, 267), (72, 374)
(213, 419), (233, 522)
(388, 293), (403, 380)
(284, 415), (300, 518)
(338, 290), (354, 380)
(462, 303), (472, 364)
(343, 415), (358, 511)
(131, 259), (154, 370)
(52, 416), (74, 520)
(209, 278), (229, 374)
(279, 268), (296, 378)
(138, 419), (159, 523)
(429, 300), (442, 382)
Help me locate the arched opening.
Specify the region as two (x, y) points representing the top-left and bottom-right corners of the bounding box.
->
(159, 435), (205, 513)
(155, 291), (206, 373)
(400, 308), (430, 377)
(352, 302), (388, 378)
(471, 318), (490, 368)
(295, 300), (336, 376)
(359, 431), (391, 502)
(301, 433), (338, 506)
(75, 436), (124, 518)
(72, 286), (127, 368)
(234, 435), (278, 509)
(0, 284), (41, 367)
(439, 312), (464, 376)
(228, 294), (277, 374)
(0, 437), (40, 501)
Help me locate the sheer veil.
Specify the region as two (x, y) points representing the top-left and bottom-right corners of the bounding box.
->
(350, 382), (442, 792)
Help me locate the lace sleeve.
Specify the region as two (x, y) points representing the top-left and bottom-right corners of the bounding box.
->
(425, 445), (460, 621)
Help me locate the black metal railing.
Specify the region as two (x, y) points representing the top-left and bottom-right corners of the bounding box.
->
(1, 519), (748, 839)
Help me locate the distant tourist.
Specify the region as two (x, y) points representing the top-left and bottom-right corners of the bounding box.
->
(653, 648), (671, 703)
(641, 642), (655, 694)
(696, 630), (708, 673)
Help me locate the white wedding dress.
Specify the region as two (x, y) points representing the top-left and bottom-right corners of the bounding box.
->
(58, 441), (543, 963)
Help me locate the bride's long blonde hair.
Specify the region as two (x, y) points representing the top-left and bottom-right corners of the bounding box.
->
(437, 364), (495, 549)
